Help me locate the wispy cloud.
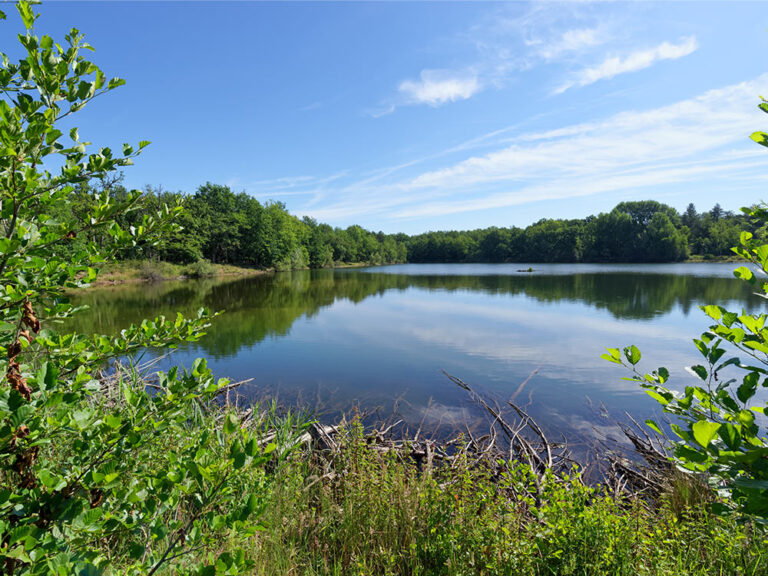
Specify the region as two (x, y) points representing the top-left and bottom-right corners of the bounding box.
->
(555, 36), (699, 94)
(249, 172), (348, 196)
(533, 27), (606, 61)
(377, 4), (613, 114)
(398, 69), (481, 107)
(291, 75), (766, 225)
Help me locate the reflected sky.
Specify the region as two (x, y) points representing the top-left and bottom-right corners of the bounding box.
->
(67, 263), (765, 442)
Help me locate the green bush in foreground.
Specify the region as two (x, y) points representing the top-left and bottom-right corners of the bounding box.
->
(605, 102), (768, 522)
(0, 3), (287, 573)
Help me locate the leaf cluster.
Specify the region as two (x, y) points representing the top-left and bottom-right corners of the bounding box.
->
(604, 103), (768, 521)
(0, 3), (292, 573)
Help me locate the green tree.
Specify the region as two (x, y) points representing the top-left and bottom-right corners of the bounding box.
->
(641, 211), (689, 261)
(0, 4), (282, 572)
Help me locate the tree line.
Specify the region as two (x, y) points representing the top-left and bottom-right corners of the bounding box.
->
(406, 200), (761, 263)
(61, 181), (408, 269)
(56, 183), (760, 267)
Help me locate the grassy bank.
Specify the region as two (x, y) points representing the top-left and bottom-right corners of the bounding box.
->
(92, 260), (383, 286)
(86, 367), (766, 576)
(250, 429), (765, 576)
(137, 415), (765, 576)
(685, 254), (744, 263)
(93, 259), (267, 285)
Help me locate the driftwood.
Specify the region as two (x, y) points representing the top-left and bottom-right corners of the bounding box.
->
(98, 356), (679, 504)
(279, 373), (681, 506)
(595, 412), (675, 501)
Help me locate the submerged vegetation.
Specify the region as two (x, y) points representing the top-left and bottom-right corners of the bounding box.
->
(0, 1), (767, 574)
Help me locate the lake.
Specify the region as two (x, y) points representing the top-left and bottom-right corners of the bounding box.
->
(68, 262), (764, 450)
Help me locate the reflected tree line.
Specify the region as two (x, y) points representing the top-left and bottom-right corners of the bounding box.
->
(68, 269), (761, 358)
(56, 181), (760, 267)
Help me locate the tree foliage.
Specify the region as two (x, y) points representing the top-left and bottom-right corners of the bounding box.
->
(404, 201), (755, 264)
(605, 100), (768, 522)
(0, 4), (290, 573)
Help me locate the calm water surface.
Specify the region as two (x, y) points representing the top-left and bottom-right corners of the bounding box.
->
(68, 263), (765, 445)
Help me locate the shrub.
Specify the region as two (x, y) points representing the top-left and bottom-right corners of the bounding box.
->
(604, 99), (768, 522)
(0, 3), (284, 573)
(185, 259), (217, 279)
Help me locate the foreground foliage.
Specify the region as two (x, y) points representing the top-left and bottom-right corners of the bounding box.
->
(605, 102), (768, 522)
(243, 425), (766, 576)
(0, 3), (294, 573)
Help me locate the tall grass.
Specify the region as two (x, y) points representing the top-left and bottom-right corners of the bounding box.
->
(246, 423), (766, 576)
(72, 367), (767, 575)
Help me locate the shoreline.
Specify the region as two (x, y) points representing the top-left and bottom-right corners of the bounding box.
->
(85, 256), (741, 288)
(90, 262), (269, 287)
(87, 260), (382, 287)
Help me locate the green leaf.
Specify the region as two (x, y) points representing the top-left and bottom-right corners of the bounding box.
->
(674, 444), (708, 464)
(263, 442), (277, 455)
(734, 266), (755, 284)
(692, 420), (721, 449)
(737, 372), (759, 403)
(223, 413), (239, 435)
(623, 345), (641, 366)
(105, 414), (121, 429)
(646, 389), (671, 406)
(686, 365), (708, 381)
(600, 349), (622, 364)
(244, 437), (258, 457)
(751, 131), (768, 148)
(645, 419), (663, 435)
(702, 305), (723, 321)
(16, 1), (37, 29)
(246, 493), (260, 514)
(733, 477), (768, 491)
(718, 423), (741, 450)
(693, 338), (708, 357)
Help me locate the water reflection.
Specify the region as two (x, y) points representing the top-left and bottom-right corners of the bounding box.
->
(66, 264), (762, 442)
(69, 266), (760, 353)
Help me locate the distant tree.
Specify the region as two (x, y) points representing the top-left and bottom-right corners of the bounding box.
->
(583, 210), (635, 262)
(615, 200), (681, 228)
(681, 202), (699, 234)
(642, 212), (689, 261)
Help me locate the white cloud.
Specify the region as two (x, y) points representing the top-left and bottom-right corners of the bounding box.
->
(299, 75), (767, 224)
(376, 6), (610, 114)
(398, 69), (481, 107)
(406, 77), (753, 193)
(556, 36), (698, 94)
(536, 27), (605, 61)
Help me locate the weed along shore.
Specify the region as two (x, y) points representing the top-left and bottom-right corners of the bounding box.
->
(179, 372), (765, 576)
(89, 260), (381, 287)
(91, 260), (268, 286)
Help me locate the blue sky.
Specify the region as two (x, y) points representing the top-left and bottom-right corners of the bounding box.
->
(23, 1), (768, 233)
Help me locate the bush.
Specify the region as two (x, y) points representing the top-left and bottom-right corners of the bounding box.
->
(185, 259), (217, 279)
(604, 99), (768, 522)
(0, 3), (289, 572)
(137, 260), (179, 281)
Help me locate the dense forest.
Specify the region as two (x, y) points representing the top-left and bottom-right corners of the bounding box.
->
(60, 180), (761, 267)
